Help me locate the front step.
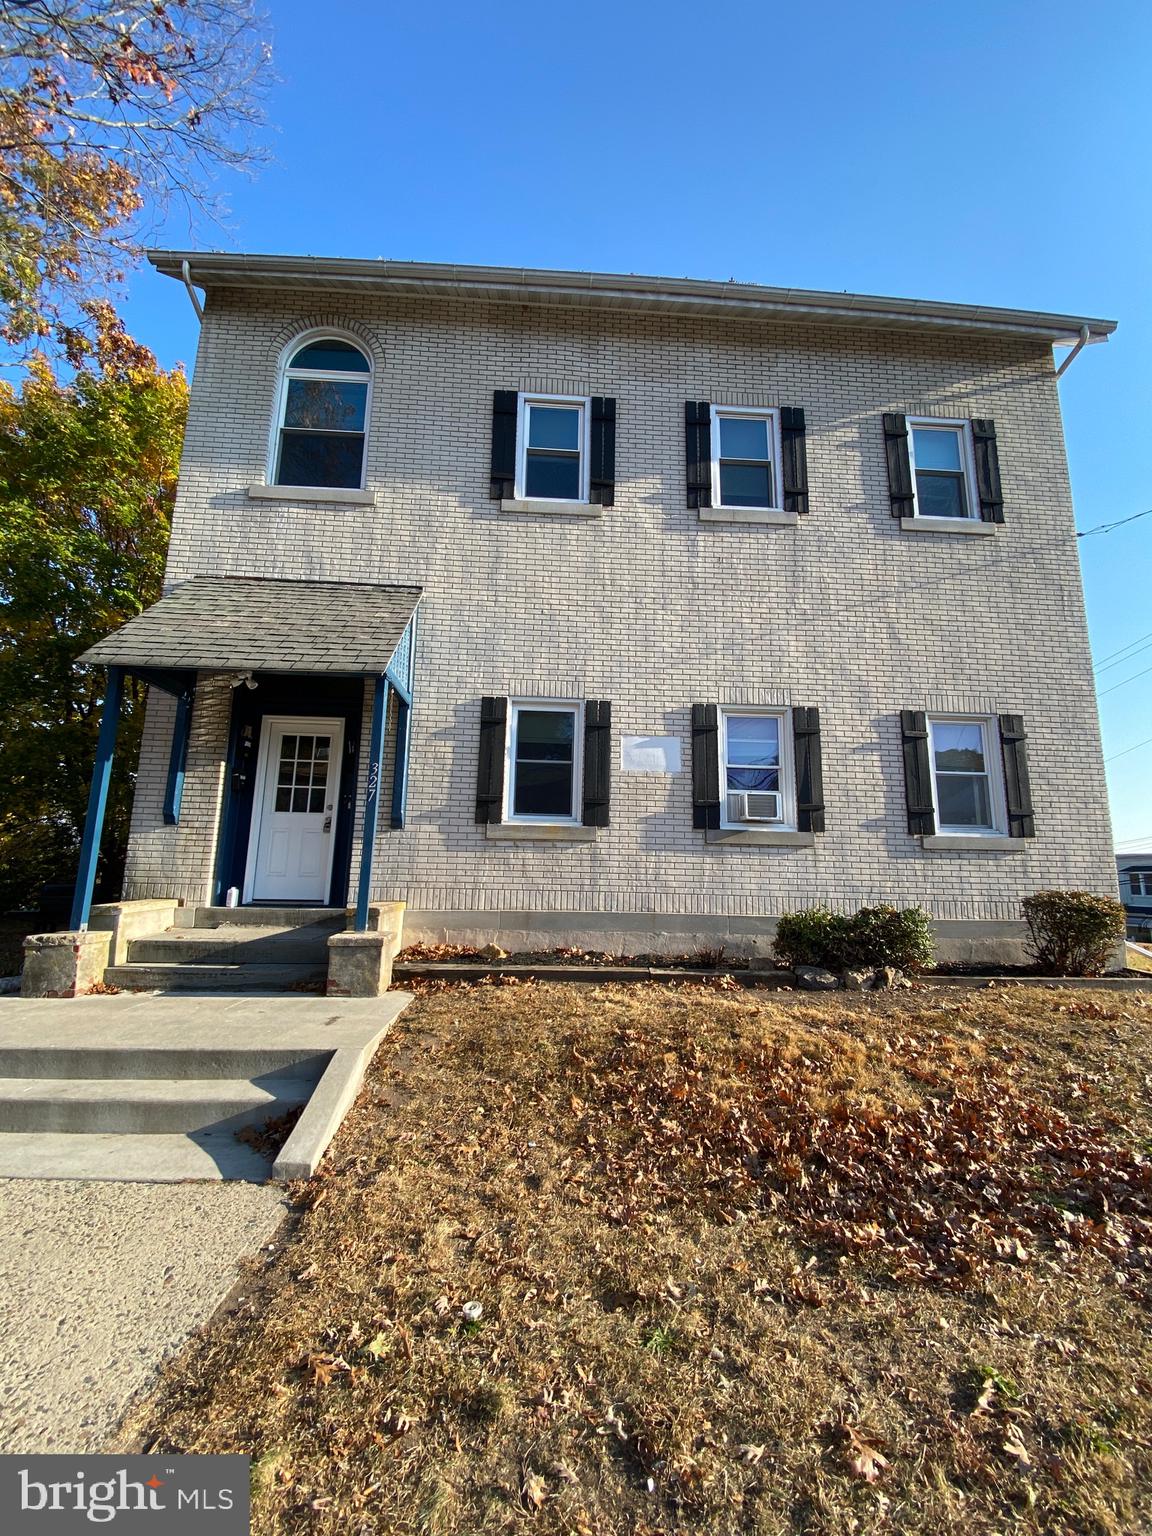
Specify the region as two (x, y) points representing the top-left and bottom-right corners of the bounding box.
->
(128, 925), (339, 966)
(178, 906), (346, 930)
(0, 1046), (331, 1081)
(103, 962), (324, 993)
(0, 1075), (311, 1134)
(0, 1131), (278, 1182)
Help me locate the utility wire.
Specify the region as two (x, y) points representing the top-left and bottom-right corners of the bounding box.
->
(1099, 661), (1152, 697)
(1097, 627), (1152, 668)
(1097, 633), (1152, 673)
(1105, 735), (1152, 764)
(1078, 507), (1152, 538)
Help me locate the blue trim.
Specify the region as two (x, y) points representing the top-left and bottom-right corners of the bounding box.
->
(390, 695), (411, 829)
(128, 666), (193, 697)
(70, 666), (124, 930)
(355, 675), (389, 931)
(162, 687), (194, 825)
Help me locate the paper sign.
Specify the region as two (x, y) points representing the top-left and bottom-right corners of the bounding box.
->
(620, 736), (682, 774)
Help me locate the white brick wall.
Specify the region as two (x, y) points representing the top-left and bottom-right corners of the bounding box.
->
(123, 286), (1116, 932)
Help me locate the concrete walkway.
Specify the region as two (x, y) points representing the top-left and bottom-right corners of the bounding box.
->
(0, 1177), (286, 1453)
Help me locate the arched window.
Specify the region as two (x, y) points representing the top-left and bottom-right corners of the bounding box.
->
(273, 336), (371, 489)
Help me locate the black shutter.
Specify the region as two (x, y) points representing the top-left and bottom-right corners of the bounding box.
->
(900, 710), (936, 835)
(792, 707), (825, 833)
(691, 703), (721, 829)
(883, 413), (915, 518)
(999, 714), (1035, 837)
(780, 406), (810, 515)
(490, 390), (517, 500)
(475, 696), (507, 823)
(685, 401), (712, 509)
(972, 418), (1004, 523)
(582, 700), (612, 825)
(589, 398), (617, 506)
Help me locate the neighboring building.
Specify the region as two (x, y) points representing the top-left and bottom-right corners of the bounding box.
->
(1118, 854), (1152, 940)
(74, 255), (1120, 964)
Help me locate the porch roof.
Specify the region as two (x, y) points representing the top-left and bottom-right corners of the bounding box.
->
(77, 576), (423, 675)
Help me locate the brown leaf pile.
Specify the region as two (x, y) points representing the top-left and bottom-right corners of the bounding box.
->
(568, 1023), (1152, 1289)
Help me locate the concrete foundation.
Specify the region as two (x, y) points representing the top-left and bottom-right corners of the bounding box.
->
(88, 898), (181, 966)
(21, 931), (114, 999)
(326, 931), (395, 996)
(401, 909), (1044, 968)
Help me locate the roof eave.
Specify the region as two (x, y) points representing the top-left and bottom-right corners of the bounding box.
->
(146, 252), (1117, 347)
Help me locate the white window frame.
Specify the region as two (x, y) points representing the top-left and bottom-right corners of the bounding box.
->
(515, 393), (590, 503)
(926, 715), (1007, 837)
(907, 418), (978, 522)
(1129, 871), (1152, 898)
(710, 405), (782, 512)
(718, 707), (795, 831)
(504, 700), (583, 825)
(268, 331), (373, 491)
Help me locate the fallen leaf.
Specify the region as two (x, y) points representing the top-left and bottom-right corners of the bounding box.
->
(522, 1469), (547, 1510)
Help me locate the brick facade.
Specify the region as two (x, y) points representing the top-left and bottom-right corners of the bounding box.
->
(123, 280), (1116, 955)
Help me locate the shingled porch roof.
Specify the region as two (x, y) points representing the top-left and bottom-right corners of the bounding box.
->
(77, 576), (423, 675)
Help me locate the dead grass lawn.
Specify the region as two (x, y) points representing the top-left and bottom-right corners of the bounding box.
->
(117, 982), (1152, 1535)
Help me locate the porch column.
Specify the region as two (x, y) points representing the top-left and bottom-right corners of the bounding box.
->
(354, 674), (390, 932)
(69, 665), (124, 931)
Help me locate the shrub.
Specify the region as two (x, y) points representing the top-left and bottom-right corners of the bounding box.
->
(773, 904), (934, 973)
(1021, 890), (1126, 977)
(847, 905), (935, 973)
(773, 909), (855, 971)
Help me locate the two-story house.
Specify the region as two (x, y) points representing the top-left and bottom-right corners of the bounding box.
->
(1118, 853), (1152, 940)
(62, 255), (1119, 986)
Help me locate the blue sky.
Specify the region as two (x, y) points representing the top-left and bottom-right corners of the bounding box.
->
(120, 0), (1152, 849)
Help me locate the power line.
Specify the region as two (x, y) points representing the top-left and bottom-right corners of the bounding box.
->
(1097, 627), (1152, 668)
(1097, 634), (1152, 674)
(1078, 507), (1152, 538)
(1105, 735), (1152, 764)
(1099, 661), (1152, 697)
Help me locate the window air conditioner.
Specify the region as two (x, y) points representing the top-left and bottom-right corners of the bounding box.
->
(731, 790), (782, 823)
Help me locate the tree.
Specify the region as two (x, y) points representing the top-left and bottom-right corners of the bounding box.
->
(0, 0), (270, 355)
(0, 308), (187, 908)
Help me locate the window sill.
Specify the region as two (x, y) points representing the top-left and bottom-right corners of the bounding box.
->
(706, 829), (815, 847)
(900, 516), (994, 536)
(921, 835), (1026, 851)
(248, 483), (376, 506)
(699, 507), (798, 526)
(499, 498), (603, 518)
(486, 823), (597, 842)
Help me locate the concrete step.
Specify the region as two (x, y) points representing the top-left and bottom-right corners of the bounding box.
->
(0, 1045), (330, 1082)
(103, 962), (325, 993)
(128, 925), (338, 966)
(179, 906), (346, 931)
(0, 1075), (312, 1134)
(0, 1131), (278, 1182)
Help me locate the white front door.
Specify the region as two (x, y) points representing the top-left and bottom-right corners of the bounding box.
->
(245, 716), (344, 903)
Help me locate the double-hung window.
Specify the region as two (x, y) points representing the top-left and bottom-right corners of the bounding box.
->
(908, 420), (976, 520)
(516, 395), (589, 502)
(719, 709), (794, 828)
(505, 702), (582, 822)
(927, 717), (1003, 834)
(1130, 872), (1152, 898)
(274, 337), (371, 489)
(712, 407), (780, 510)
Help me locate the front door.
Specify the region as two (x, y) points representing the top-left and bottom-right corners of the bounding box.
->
(245, 716), (344, 903)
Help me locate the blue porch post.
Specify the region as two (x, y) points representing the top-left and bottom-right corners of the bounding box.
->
(162, 685), (194, 825)
(354, 675), (390, 932)
(69, 665), (125, 931)
(390, 695), (411, 829)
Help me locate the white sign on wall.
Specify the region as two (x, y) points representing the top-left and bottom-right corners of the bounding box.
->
(620, 735), (682, 774)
